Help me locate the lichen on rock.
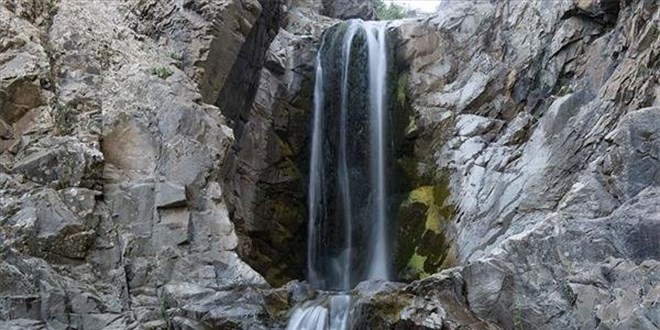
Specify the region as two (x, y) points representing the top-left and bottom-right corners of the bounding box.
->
(1, 0), (659, 328)
(396, 182), (456, 281)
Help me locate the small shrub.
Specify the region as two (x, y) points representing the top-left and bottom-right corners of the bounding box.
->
(168, 52), (184, 68)
(168, 52), (183, 62)
(151, 66), (173, 79)
(372, 0), (406, 20)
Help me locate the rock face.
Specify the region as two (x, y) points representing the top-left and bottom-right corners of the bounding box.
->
(217, 3), (336, 286)
(361, 0), (659, 328)
(288, 0), (375, 20)
(0, 0), (301, 328)
(0, 0), (658, 329)
(320, 0), (376, 20)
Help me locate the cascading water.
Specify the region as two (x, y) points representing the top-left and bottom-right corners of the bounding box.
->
(287, 19), (391, 330)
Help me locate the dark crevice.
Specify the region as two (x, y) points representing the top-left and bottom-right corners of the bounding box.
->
(214, 0), (300, 286)
(560, 0), (621, 27)
(215, 0), (284, 125)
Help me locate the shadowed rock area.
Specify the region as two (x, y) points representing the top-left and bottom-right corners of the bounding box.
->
(0, 0), (658, 329)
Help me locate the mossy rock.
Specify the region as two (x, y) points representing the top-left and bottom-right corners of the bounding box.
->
(388, 33), (457, 281)
(395, 184), (455, 281)
(354, 292), (414, 328)
(371, 292), (413, 320)
(251, 196), (306, 287)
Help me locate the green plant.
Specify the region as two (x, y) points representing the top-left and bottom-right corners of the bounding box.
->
(151, 66), (173, 79)
(168, 52), (183, 61)
(168, 52), (184, 68)
(372, 0), (406, 20)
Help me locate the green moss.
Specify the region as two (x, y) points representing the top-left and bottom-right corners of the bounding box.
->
(406, 185), (453, 231)
(406, 253), (429, 278)
(275, 136), (294, 158)
(407, 186), (442, 230)
(396, 183), (455, 281)
(397, 157), (418, 182)
(388, 28), (456, 282)
(372, 292), (413, 320)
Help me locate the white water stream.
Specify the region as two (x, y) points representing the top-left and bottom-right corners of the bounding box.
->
(289, 20), (390, 330)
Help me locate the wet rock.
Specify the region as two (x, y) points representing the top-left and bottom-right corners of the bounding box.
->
(351, 274), (493, 329)
(219, 8), (335, 286)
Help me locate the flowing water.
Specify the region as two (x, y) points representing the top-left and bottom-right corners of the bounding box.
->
(288, 19), (391, 330)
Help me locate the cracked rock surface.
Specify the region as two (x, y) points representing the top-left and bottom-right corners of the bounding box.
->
(0, 0), (658, 329)
(363, 0), (659, 328)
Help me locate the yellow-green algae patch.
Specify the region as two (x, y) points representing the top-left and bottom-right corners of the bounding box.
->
(389, 33), (456, 282)
(396, 183), (455, 281)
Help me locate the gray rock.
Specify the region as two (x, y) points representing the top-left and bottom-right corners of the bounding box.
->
(155, 181), (187, 208)
(321, 0), (375, 20)
(11, 140), (103, 189)
(0, 0), (276, 328)
(4, 189), (97, 261)
(218, 7), (336, 286)
(350, 273), (494, 329)
(1, 0), (658, 329)
(0, 319), (47, 330)
(125, 0), (263, 103)
(386, 0), (660, 328)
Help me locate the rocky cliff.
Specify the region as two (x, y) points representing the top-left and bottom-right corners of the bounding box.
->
(0, 0), (300, 328)
(357, 0), (659, 329)
(0, 0), (658, 329)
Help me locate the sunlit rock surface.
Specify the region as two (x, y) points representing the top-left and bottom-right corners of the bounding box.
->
(0, 0), (658, 329)
(376, 0), (659, 328)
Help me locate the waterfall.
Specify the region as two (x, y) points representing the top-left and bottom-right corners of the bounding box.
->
(365, 24), (390, 280)
(288, 19), (391, 330)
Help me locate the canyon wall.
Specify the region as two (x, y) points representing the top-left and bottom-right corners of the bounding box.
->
(0, 0), (657, 329)
(356, 0), (659, 328)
